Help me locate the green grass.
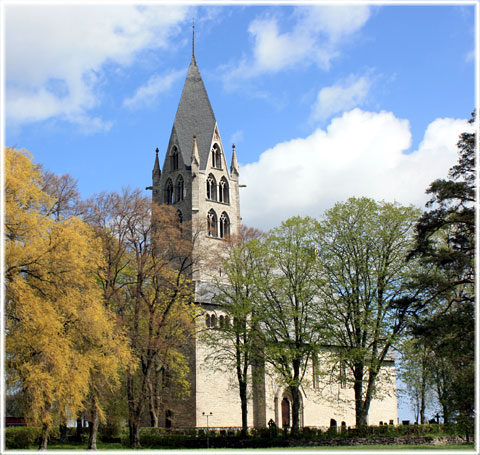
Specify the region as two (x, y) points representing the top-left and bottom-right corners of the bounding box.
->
(238, 444), (475, 451)
(16, 442), (474, 451)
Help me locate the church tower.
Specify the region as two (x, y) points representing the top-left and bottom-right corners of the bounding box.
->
(149, 39), (265, 428)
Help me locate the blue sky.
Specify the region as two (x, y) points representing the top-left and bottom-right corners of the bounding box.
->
(3, 2), (477, 421)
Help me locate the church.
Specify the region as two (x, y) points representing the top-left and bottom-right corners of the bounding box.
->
(149, 43), (398, 430)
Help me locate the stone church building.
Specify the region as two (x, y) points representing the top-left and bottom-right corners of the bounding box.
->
(149, 47), (398, 430)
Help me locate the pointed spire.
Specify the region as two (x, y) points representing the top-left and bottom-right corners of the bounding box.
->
(152, 147), (161, 184)
(230, 143), (239, 178)
(191, 135), (200, 168)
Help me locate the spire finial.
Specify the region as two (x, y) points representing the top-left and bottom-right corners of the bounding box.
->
(192, 18), (195, 59)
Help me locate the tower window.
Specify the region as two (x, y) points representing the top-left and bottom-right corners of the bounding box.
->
(211, 144), (222, 169)
(171, 147), (179, 171)
(175, 175), (184, 202)
(219, 212), (230, 239)
(206, 174), (217, 201)
(206, 314), (211, 328)
(207, 209), (218, 237)
(219, 177), (229, 204)
(164, 179), (174, 205)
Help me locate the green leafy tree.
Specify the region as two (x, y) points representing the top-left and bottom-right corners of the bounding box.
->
(397, 337), (436, 424)
(316, 197), (420, 427)
(256, 217), (324, 433)
(202, 226), (263, 435)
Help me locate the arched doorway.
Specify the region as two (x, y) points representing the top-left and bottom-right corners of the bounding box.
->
(281, 397), (290, 428)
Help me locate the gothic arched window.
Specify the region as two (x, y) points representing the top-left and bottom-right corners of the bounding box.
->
(211, 144), (222, 169)
(164, 179), (174, 205)
(219, 212), (230, 239)
(171, 147), (179, 171)
(219, 315), (225, 327)
(210, 314), (217, 328)
(207, 209), (218, 237)
(175, 175), (184, 202)
(219, 177), (229, 204)
(206, 174), (217, 201)
(205, 314), (211, 328)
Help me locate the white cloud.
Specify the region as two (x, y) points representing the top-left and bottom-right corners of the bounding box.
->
(223, 5), (371, 85)
(5, 5), (189, 129)
(240, 109), (473, 230)
(123, 70), (185, 109)
(311, 74), (372, 122)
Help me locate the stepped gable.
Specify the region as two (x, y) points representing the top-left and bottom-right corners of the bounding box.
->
(172, 56), (217, 171)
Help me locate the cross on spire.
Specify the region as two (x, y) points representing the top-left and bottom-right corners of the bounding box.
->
(192, 18), (195, 59)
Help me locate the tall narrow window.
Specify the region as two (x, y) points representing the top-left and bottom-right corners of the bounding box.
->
(211, 144), (222, 169)
(207, 209), (217, 237)
(312, 354), (320, 389)
(339, 360), (346, 389)
(175, 175), (184, 202)
(171, 147), (179, 171)
(206, 174), (217, 201)
(219, 212), (230, 239)
(164, 179), (174, 205)
(219, 177), (229, 204)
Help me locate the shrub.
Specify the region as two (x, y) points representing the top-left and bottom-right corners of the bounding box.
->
(5, 427), (41, 449)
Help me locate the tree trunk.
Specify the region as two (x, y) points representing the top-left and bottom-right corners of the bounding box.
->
(239, 379), (248, 436)
(353, 366), (368, 427)
(38, 423), (50, 450)
(148, 380), (158, 427)
(420, 355), (427, 424)
(290, 385), (300, 433)
(129, 421), (141, 448)
(88, 400), (100, 450)
(76, 416), (83, 441)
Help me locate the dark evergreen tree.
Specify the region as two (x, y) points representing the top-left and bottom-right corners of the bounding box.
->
(409, 112), (475, 432)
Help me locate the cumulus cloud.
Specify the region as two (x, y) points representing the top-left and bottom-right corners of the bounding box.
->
(5, 5), (189, 129)
(223, 5), (371, 86)
(311, 74), (372, 122)
(123, 70), (185, 109)
(240, 109), (472, 230)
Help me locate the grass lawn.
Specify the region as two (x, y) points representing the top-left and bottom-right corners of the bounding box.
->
(31, 442), (475, 451)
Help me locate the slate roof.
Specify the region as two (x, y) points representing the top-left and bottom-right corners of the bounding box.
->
(171, 56), (216, 171)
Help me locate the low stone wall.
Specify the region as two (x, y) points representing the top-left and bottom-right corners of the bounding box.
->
(202, 435), (468, 449)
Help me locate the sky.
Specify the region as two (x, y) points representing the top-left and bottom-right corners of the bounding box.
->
(2, 1), (478, 422)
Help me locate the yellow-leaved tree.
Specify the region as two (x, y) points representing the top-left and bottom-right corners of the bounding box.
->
(5, 148), (133, 450)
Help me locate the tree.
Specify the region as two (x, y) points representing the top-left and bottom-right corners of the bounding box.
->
(255, 217), (324, 433)
(83, 191), (195, 448)
(202, 226), (263, 435)
(409, 113), (475, 430)
(316, 197), (420, 427)
(5, 148), (131, 450)
(397, 337), (436, 424)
